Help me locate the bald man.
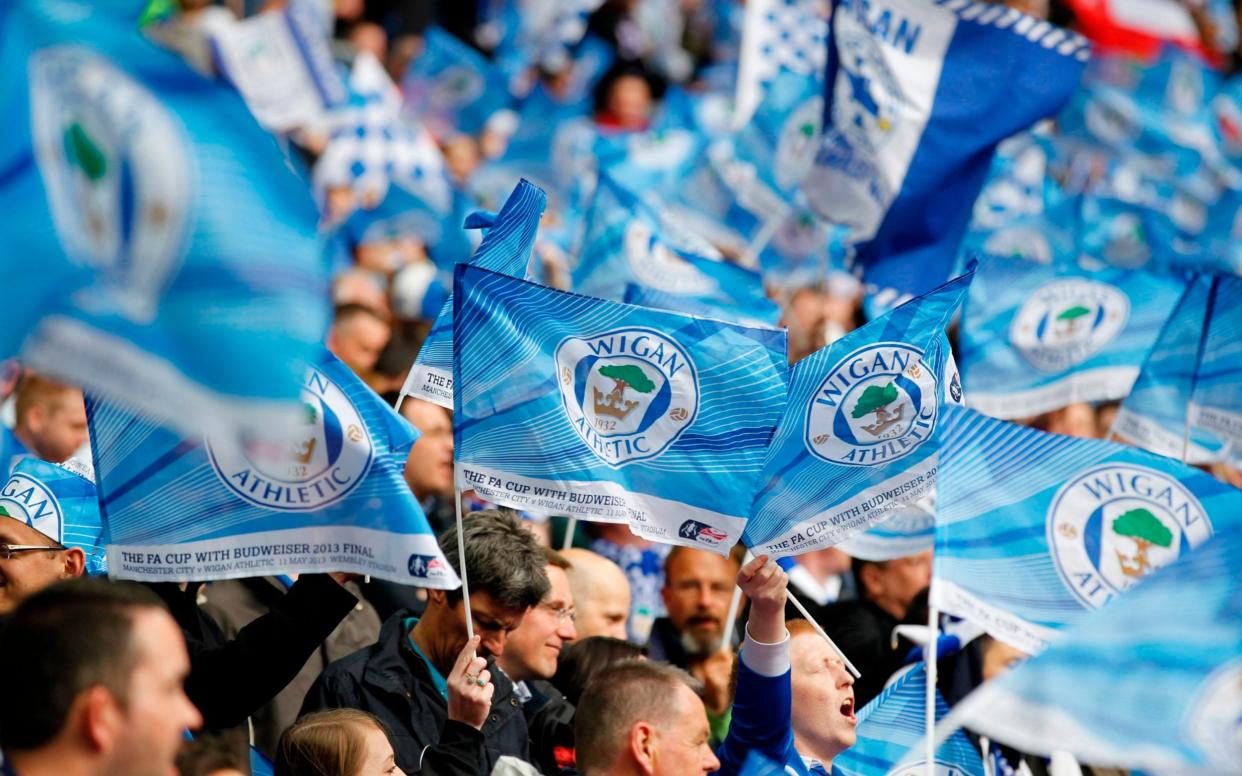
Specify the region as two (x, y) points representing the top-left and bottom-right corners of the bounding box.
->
(561, 549), (631, 640)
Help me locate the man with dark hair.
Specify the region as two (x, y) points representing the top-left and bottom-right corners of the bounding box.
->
(326, 303), (391, 376)
(302, 509), (551, 774)
(0, 578), (202, 776)
(574, 659), (720, 776)
(820, 552), (931, 706)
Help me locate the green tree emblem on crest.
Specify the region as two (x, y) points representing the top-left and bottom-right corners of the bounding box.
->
(64, 122), (107, 182)
(1112, 507), (1173, 578)
(1055, 304), (1092, 335)
(851, 382), (898, 420)
(594, 364), (655, 420)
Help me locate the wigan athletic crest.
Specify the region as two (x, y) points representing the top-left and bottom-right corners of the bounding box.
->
(832, 21), (905, 155)
(1048, 464), (1212, 610)
(430, 65), (485, 107)
(208, 367), (373, 510)
(555, 328), (699, 467)
(0, 471), (63, 543)
(624, 220), (715, 295)
(29, 45), (191, 324)
(1010, 279), (1129, 373)
(805, 342), (938, 467)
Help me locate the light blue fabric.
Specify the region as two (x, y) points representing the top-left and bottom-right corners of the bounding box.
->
(401, 27), (511, 137)
(959, 257), (1186, 419)
(453, 265), (787, 553)
(1, 0), (330, 440)
(833, 663), (984, 776)
(0, 457), (107, 575)
(932, 404), (1242, 654)
(744, 266), (973, 557)
(946, 526), (1242, 774)
(85, 351), (458, 587)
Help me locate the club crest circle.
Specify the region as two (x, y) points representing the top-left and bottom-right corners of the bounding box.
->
(555, 328), (699, 467)
(207, 367), (373, 511)
(1010, 279), (1129, 373)
(805, 342), (938, 467)
(29, 45), (191, 324)
(623, 220), (715, 296)
(1185, 659), (1242, 770)
(0, 472), (64, 544)
(1048, 464), (1212, 610)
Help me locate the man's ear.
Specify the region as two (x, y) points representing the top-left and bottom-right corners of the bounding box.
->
(79, 685), (124, 755)
(427, 589), (447, 607)
(61, 547), (86, 579)
(860, 562), (884, 600)
(24, 402), (46, 435)
(629, 721), (658, 775)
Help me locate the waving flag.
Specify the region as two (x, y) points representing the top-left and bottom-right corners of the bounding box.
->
(1, 0), (330, 440)
(210, 2), (347, 133)
(734, 0), (828, 129)
(933, 405), (1242, 654)
(802, 0), (1089, 301)
(959, 258), (1186, 419)
(1111, 274), (1242, 466)
(944, 526), (1242, 774)
(453, 265), (787, 554)
(0, 457), (107, 576)
(86, 352), (458, 587)
(743, 266), (973, 558)
(836, 497), (935, 561)
(834, 663), (985, 776)
(401, 27), (511, 138)
(402, 178), (547, 408)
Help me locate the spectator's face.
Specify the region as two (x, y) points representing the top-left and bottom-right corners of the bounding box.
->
(329, 315), (390, 375)
(25, 391), (89, 463)
(661, 550), (735, 654)
(498, 565), (577, 681)
(0, 518), (77, 615)
(110, 609), (202, 776)
(980, 638), (1028, 683)
(449, 590), (529, 661)
(647, 683), (720, 775)
(606, 75), (653, 128)
(357, 723), (401, 776)
(790, 632), (857, 759)
(861, 551), (931, 619)
(572, 579), (630, 641)
(401, 400), (454, 499)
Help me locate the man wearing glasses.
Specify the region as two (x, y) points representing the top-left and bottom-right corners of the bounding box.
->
(0, 456), (105, 617)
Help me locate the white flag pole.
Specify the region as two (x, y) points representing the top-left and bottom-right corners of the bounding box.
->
(453, 463), (473, 641)
(719, 548), (753, 654)
(924, 602), (940, 776)
(786, 589), (861, 678)
(562, 517), (577, 551)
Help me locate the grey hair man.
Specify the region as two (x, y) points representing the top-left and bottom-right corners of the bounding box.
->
(302, 509), (550, 775)
(575, 659), (721, 776)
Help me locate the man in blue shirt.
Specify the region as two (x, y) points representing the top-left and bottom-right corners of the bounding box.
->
(714, 556), (859, 776)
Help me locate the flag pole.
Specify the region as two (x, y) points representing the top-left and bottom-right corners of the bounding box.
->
(562, 517), (577, 551)
(719, 548), (753, 653)
(924, 602), (940, 776)
(1182, 277), (1217, 464)
(453, 463), (473, 641)
(786, 588), (861, 678)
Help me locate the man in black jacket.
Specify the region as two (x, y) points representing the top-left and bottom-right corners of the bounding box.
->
(303, 509), (551, 774)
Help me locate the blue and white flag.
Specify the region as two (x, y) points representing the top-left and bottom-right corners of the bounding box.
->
(743, 267), (973, 558)
(836, 496), (934, 561)
(453, 265), (788, 553)
(1, 0), (330, 440)
(623, 283), (781, 329)
(210, 2), (347, 133)
(933, 404), (1242, 654)
(0, 457), (107, 576)
(0, 426), (30, 478)
(802, 0), (1089, 301)
(959, 257), (1186, 419)
(402, 27), (511, 138)
(943, 526), (1242, 774)
(402, 178), (547, 408)
(833, 663), (985, 776)
(1112, 274), (1242, 468)
(85, 352), (458, 587)
(733, 0), (828, 129)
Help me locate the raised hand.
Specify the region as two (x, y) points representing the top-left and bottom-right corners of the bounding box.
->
(446, 635), (494, 730)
